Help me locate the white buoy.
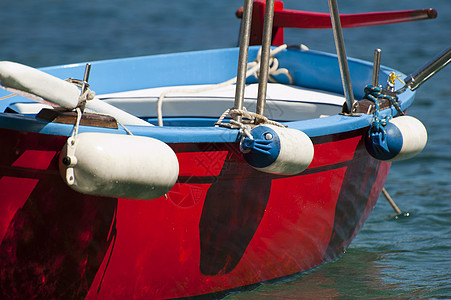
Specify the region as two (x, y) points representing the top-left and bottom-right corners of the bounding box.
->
(85, 98), (153, 126)
(240, 125), (314, 175)
(365, 115), (427, 161)
(0, 61), (153, 126)
(59, 132), (179, 200)
(0, 61), (81, 109)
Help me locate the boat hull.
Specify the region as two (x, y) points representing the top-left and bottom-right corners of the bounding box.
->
(0, 125), (390, 299)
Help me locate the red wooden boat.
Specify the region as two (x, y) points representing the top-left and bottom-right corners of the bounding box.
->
(0, 1), (449, 298)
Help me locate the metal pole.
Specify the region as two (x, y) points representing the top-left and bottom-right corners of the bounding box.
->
(256, 0), (275, 117)
(328, 0), (355, 113)
(81, 63), (91, 95)
(382, 187), (402, 215)
(401, 46), (451, 92)
(372, 49), (381, 86)
(234, 0), (254, 121)
(79, 63), (91, 111)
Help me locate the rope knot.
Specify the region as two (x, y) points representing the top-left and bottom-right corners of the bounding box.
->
(65, 78), (96, 106)
(215, 107), (286, 130)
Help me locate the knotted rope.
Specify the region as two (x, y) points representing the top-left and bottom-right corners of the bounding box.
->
(364, 84), (404, 134)
(65, 78), (96, 107)
(215, 107), (286, 143)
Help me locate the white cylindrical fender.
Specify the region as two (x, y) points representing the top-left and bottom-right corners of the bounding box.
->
(85, 98), (153, 126)
(241, 125), (314, 175)
(59, 132), (179, 200)
(0, 61), (153, 126)
(365, 115), (428, 161)
(0, 61), (81, 109)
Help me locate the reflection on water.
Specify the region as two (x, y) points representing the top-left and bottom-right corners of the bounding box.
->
(225, 249), (414, 299)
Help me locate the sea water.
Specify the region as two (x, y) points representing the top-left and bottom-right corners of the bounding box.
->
(0, 0), (449, 298)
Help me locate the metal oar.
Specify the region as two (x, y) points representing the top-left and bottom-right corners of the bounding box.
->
(396, 46), (451, 94)
(233, 0), (254, 122)
(236, 7), (437, 31)
(256, 0), (275, 119)
(328, 0), (355, 114)
(382, 187), (402, 215)
(328, 2), (403, 216)
(371, 49), (405, 215)
(383, 47), (450, 217)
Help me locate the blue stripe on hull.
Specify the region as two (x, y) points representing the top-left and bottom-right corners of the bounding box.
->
(0, 47), (416, 144)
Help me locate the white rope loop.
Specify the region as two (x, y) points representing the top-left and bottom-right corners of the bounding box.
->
(252, 44), (293, 84)
(71, 107), (83, 139)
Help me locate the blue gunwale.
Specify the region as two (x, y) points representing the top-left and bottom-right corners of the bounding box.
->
(0, 46), (416, 143)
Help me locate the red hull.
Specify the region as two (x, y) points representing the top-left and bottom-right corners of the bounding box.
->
(0, 127), (390, 299)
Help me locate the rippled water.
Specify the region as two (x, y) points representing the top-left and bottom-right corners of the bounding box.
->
(1, 0), (450, 298)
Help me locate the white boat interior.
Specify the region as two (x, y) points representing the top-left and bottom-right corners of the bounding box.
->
(97, 82), (345, 125)
(7, 82), (346, 127)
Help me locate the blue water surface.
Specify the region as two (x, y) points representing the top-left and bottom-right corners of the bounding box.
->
(0, 0), (450, 298)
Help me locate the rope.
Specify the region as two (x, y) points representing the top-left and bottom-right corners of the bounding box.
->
(62, 108), (83, 186)
(216, 108), (255, 141)
(116, 120), (134, 136)
(65, 78), (135, 136)
(215, 106), (286, 140)
(251, 45), (293, 84)
(68, 96), (134, 136)
(230, 108), (285, 127)
(157, 44), (293, 126)
(222, 107), (286, 150)
(71, 107), (83, 139)
(0, 93), (16, 101)
(230, 120), (253, 140)
(65, 78), (96, 105)
(364, 84), (404, 134)
(215, 108), (231, 126)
